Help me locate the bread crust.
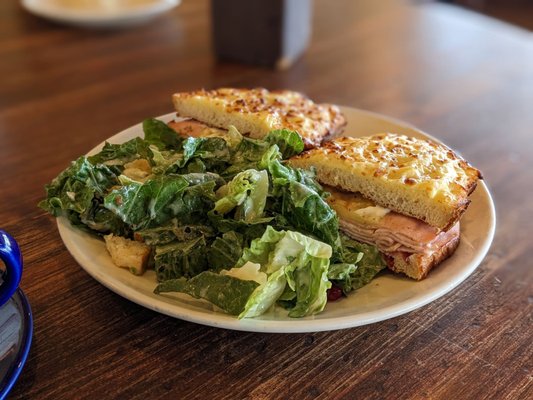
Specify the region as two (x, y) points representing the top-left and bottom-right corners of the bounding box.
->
(384, 233), (460, 280)
(172, 88), (346, 149)
(289, 134), (482, 230)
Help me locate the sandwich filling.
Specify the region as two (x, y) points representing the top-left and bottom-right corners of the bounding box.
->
(325, 186), (459, 256)
(168, 118), (226, 138)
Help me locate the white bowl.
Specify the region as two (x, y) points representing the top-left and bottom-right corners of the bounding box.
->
(21, 0), (181, 29)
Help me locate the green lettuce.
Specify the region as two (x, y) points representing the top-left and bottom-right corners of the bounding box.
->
(207, 231), (244, 271)
(104, 173), (218, 230)
(136, 219), (215, 245)
(327, 236), (386, 294)
(239, 266), (287, 318)
(104, 175), (190, 230)
(264, 129), (304, 159)
(213, 169), (269, 223)
(88, 138), (152, 166)
(339, 235), (386, 290)
(154, 236), (209, 281)
(154, 272), (259, 316)
(143, 118), (182, 150)
(39, 156), (118, 216)
(150, 137), (230, 175)
(259, 145), (341, 254)
(238, 227), (332, 318)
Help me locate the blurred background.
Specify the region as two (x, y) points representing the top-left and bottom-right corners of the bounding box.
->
(437, 0), (533, 30)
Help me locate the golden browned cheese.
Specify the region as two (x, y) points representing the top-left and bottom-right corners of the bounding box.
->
(289, 134), (482, 230)
(172, 88), (346, 148)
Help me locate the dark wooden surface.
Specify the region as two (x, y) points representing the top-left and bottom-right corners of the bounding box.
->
(1, 0), (532, 399)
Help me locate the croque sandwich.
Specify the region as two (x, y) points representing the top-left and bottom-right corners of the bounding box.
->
(289, 134), (482, 280)
(168, 88), (346, 149)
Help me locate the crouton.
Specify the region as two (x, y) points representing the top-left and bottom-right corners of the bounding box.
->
(104, 234), (151, 275)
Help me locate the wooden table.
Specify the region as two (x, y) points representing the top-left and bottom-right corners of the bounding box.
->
(2, 0), (532, 398)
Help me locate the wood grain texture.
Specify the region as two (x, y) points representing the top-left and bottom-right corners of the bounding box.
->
(1, 0), (532, 399)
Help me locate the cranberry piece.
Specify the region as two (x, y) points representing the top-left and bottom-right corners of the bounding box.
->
(327, 285), (343, 302)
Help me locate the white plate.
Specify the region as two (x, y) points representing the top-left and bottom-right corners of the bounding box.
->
(21, 0), (180, 29)
(57, 107), (495, 333)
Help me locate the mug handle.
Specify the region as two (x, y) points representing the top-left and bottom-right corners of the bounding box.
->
(0, 230), (23, 306)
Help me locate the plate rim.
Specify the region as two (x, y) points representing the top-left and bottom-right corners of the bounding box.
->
(56, 106), (496, 333)
(21, 0), (180, 25)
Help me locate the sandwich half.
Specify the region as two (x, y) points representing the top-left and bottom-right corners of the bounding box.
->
(289, 134), (482, 280)
(169, 88), (346, 149)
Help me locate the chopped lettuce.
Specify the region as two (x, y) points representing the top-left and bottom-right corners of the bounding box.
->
(154, 271), (259, 316)
(39, 156), (118, 216)
(339, 235), (386, 290)
(143, 118), (182, 150)
(213, 169), (269, 223)
(104, 173), (218, 230)
(239, 266), (287, 318)
(327, 236), (386, 294)
(88, 138), (153, 166)
(40, 118), (387, 320)
(150, 137), (230, 175)
(104, 175), (190, 230)
(154, 228), (334, 318)
(264, 129), (304, 159)
(136, 220), (216, 245)
(154, 237), (209, 281)
(207, 231), (244, 271)
(238, 227), (332, 318)
(259, 145), (341, 255)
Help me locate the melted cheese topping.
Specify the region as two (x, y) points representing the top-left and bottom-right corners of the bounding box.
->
(172, 88), (346, 148)
(310, 134), (480, 202)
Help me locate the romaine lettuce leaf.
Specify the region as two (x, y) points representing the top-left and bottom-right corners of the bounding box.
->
(327, 263), (358, 294)
(238, 227), (332, 318)
(239, 266), (287, 318)
(340, 235), (386, 290)
(39, 156), (118, 216)
(265, 129), (304, 159)
(213, 169), (269, 223)
(143, 118), (182, 150)
(207, 215), (271, 243)
(104, 173), (218, 230)
(88, 138), (152, 165)
(207, 231), (244, 271)
(285, 256), (331, 318)
(154, 271), (259, 316)
(150, 137), (231, 175)
(154, 236), (209, 281)
(79, 199), (129, 236)
(258, 145), (341, 254)
(104, 175), (190, 230)
(223, 125), (244, 149)
(136, 219), (215, 245)
(222, 136), (271, 180)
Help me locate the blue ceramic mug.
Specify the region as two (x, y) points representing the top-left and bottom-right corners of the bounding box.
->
(0, 230), (22, 307)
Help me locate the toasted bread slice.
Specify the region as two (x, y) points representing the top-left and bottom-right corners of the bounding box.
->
(289, 134), (482, 230)
(172, 88), (346, 148)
